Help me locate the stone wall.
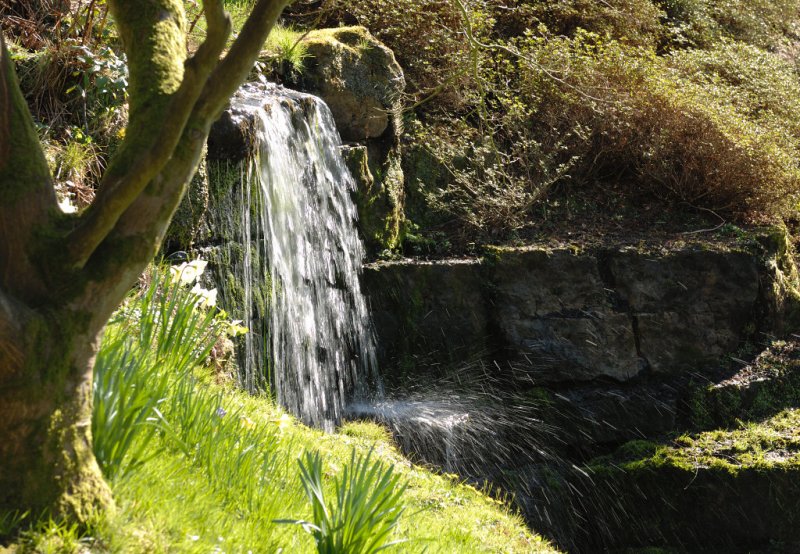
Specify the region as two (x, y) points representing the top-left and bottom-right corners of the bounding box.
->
(366, 241), (781, 386)
(365, 232), (799, 451)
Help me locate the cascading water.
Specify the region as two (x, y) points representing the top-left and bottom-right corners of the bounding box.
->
(212, 83), (379, 431)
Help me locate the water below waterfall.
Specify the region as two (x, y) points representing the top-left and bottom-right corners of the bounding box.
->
(219, 83), (379, 431)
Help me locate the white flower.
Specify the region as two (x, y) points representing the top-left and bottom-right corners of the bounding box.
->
(191, 284), (217, 308)
(275, 413), (292, 432)
(227, 320), (249, 337)
(170, 259), (208, 285)
(58, 197), (78, 214)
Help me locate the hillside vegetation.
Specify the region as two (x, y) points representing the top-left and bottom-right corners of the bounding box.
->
(287, 0), (800, 251)
(1, 263), (553, 552)
(6, 1), (800, 249)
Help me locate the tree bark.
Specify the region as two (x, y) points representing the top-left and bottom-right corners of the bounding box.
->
(0, 308), (113, 521)
(0, 0), (291, 525)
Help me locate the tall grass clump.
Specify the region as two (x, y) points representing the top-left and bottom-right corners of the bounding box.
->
(263, 24), (311, 73)
(92, 260), (296, 540)
(280, 448), (408, 553)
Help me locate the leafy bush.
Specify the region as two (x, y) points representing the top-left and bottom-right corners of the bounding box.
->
(657, 0), (800, 49)
(499, 0), (665, 47)
(510, 32), (800, 220)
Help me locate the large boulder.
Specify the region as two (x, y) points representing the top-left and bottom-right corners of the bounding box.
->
(295, 26), (405, 142)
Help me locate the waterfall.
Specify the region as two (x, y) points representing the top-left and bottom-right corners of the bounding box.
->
(213, 83), (379, 431)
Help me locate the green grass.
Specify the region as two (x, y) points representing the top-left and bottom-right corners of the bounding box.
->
(96, 388), (556, 552)
(283, 448), (408, 553)
(185, 1), (309, 72)
(7, 263), (556, 553)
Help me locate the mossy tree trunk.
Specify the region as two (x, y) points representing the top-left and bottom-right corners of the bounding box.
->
(0, 0), (292, 523)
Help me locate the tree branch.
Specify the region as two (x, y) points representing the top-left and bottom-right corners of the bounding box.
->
(0, 33), (10, 167)
(193, 0), (293, 124)
(70, 0), (291, 313)
(0, 32), (59, 303)
(66, 0), (232, 269)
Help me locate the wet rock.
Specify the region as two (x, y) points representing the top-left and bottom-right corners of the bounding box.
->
(534, 381), (679, 451)
(363, 259), (491, 386)
(608, 249), (760, 373)
(366, 242), (779, 384)
(489, 248), (642, 382)
(288, 27), (407, 252)
(342, 144), (404, 251)
(163, 148), (210, 252)
(580, 410), (800, 551)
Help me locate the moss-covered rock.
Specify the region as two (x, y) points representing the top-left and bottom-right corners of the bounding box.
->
(341, 144), (404, 252)
(685, 338), (800, 430)
(756, 223), (800, 335)
(294, 26), (405, 142)
(163, 147), (210, 252)
(286, 27), (407, 253)
(583, 409), (800, 551)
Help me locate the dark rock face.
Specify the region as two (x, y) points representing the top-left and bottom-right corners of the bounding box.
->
(363, 259), (490, 387)
(366, 244), (770, 385)
(490, 248), (642, 382)
(609, 250), (760, 374)
(363, 234), (800, 552)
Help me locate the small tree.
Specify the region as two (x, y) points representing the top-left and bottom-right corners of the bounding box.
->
(0, 0), (291, 523)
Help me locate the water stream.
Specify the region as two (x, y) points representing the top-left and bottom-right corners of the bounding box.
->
(217, 84), (380, 431)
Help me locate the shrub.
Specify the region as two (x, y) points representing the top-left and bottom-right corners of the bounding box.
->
(497, 0), (665, 47)
(657, 0), (800, 50)
(517, 32), (800, 221)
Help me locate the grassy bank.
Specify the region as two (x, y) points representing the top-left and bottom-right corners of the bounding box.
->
(3, 264), (554, 554)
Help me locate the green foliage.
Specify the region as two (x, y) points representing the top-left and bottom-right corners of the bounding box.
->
(93, 264), (219, 479)
(289, 0), (800, 249)
(282, 449), (408, 554)
(657, 0), (800, 49)
(262, 24), (311, 73)
(6, 1), (127, 207)
(14, 517), (91, 554)
(517, 31), (800, 220)
(506, 0), (665, 47)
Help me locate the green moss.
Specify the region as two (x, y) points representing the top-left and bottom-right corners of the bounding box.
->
(344, 146), (405, 253)
(338, 420), (394, 444)
(0, 37), (54, 204)
(164, 150), (210, 250)
(602, 409), (800, 475)
(581, 408), (800, 548)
